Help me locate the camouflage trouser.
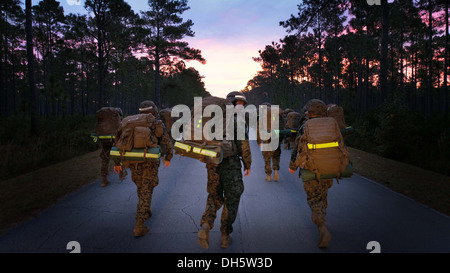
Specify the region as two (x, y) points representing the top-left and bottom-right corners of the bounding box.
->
(200, 156), (244, 235)
(262, 145), (281, 175)
(129, 161), (160, 222)
(303, 179), (333, 226)
(100, 141), (114, 177)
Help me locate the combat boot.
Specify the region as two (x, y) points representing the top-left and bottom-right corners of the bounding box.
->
(101, 176), (110, 187)
(318, 223), (331, 248)
(198, 223), (210, 249)
(265, 174), (272, 182)
(133, 219), (149, 237)
(273, 170), (279, 181)
(220, 233), (231, 249)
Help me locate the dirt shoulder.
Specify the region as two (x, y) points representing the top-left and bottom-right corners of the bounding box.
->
(348, 147), (450, 216)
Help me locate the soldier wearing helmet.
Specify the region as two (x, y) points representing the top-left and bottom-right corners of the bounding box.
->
(256, 102), (284, 182)
(289, 99), (333, 248)
(114, 100), (173, 237)
(226, 91), (248, 106)
(198, 93), (252, 249)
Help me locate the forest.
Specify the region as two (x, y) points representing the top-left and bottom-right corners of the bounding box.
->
(0, 0), (208, 179)
(0, 0), (449, 178)
(244, 0), (449, 176)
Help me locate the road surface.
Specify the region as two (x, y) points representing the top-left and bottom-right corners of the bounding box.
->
(0, 139), (449, 254)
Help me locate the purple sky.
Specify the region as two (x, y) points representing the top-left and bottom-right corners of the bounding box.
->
(36, 0), (300, 98)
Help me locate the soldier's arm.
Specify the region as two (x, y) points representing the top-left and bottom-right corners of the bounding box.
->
(159, 124), (173, 162)
(238, 139), (252, 171)
(289, 131), (302, 171)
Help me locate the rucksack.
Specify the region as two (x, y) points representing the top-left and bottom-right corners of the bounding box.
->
(286, 111), (303, 130)
(112, 113), (164, 163)
(295, 117), (351, 182)
(94, 107), (121, 141)
(158, 108), (174, 134)
(326, 104), (354, 136)
(174, 96), (237, 165)
(326, 104), (346, 129)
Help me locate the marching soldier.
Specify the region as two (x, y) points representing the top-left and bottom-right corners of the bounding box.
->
(257, 102), (284, 182)
(114, 100), (173, 237)
(198, 92), (252, 249)
(289, 99), (332, 248)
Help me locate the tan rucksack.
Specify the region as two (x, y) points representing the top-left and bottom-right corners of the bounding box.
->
(158, 108), (174, 134)
(174, 96), (237, 165)
(112, 113), (164, 163)
(95, 107), (121, 141)
(326, 104), (347, 129)
(286, 111), (303, 130)
(295, 117), (351, 182)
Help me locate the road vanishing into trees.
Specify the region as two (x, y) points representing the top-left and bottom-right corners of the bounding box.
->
(0, 138), (449, 254)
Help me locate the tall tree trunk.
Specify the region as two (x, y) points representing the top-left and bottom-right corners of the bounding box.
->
(98, 24), (105, 109)
(154, 48), (161, 108)
(444, 0), (448, 112)
(427, 0), (433, 115)
(380, 0), (389, 104)
(26, 0), (39, 136)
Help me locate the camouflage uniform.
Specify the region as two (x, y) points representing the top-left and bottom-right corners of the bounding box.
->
(100, 140), (114, 178)
(200, 118), (252, 236)
(289, 99), (332, 247)
(291, 144), (333, 227)
(118, 100), (173, 236)
(128, 122), (173, 223)
(200, 95), (252, 235)
(257, 105), (284, 177)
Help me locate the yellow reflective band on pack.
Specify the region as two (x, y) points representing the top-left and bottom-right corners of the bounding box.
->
(98, 135), (115, 139)
(90, 135), (98, 142)
(291, 130), (298, 133)
(174, 142), (191, 152)
(110, 150), (160, 159)
(307, 142), (339, 150)
(192, 147), (218, 158)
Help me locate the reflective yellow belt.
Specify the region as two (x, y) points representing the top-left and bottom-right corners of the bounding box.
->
(91, 134), (115, 142)
(174, 141), (191, 152)
(175, 141), (218, 157)
(110, 150), (160, 159)
(307, 142), (339, 150)
(192, 147), (218, 158)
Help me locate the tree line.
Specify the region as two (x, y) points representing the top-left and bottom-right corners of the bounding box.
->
(1, 0), (208, 135)
(243, 0), (449, 116)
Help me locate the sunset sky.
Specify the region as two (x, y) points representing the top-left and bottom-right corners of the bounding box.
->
(55, 0), (300, 98)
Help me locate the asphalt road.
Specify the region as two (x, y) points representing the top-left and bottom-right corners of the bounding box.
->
(0, 138), (449, 254)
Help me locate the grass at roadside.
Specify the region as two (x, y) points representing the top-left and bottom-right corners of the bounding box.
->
(0, 150), (102, 235)
(348, 147), (450, 216)
(0, 147), (448, 236)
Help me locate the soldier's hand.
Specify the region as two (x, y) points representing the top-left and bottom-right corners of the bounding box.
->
(288, 168), (295, 175)
(244, 169), (251, 177)
(114, 165), (122, 174)
(162, 159), (171, 168)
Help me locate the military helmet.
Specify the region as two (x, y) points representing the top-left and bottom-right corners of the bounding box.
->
(139, 100), (158, 115)
(226, 91), (248, 106)
(304, 99), (327, 116)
